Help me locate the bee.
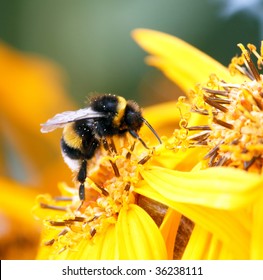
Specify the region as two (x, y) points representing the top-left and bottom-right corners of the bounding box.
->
(41, 94), (161, 201)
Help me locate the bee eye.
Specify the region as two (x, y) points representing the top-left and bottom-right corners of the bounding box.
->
(125, 111), (142, 129)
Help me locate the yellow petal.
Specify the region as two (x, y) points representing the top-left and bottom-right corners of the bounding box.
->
(0, 177), (39, 229)
(0, 178), (41, 259)
(250, 191), (263, 259)
(140, 166), (263, 209)
(142, 101), (180, 138)
(182, 224), (236, 260)
(132, 29), (240, 94)
(0, 42), (74, 187)
(0, 42), (72, 133)
(116, 204), (167, 259)
(36, 225), (66, 260)
(159, 208), (181, 259)
(136, 182), (250, 258)
(182, 224), (215, 259)
(65, 224), (117, 260)
(37, 223), (117, 260)
(154, 145), (207, 170)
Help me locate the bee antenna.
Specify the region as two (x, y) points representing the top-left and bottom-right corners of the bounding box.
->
(141, 117), (162, 144)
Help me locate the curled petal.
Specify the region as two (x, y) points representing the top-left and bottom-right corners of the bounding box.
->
(159, 208), (181, 259)
(140, 166), (263, 209)
(136, 182), (250, 258)
(132, 29), (241, 94)
(182, 224), (240, 260)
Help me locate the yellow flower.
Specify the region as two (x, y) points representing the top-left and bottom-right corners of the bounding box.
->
(35, 137), (168, 260)
(35, 29), (263, 260)
(133, 29), (263, 259)
(0, 42), (74, 259)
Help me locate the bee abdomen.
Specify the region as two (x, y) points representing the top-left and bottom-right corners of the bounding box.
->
(61, 138), (82, 160)
(61, 138), (82, 172)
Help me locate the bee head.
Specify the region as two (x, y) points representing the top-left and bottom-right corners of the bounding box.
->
(124, 100), (162, 145)
(123, 102), (143, 131)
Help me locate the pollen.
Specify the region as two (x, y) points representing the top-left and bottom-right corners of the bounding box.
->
(36, 136), (152, 254)
(174, 43), (263, 173)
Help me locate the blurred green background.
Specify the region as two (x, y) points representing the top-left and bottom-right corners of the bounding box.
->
(0, 0), (261, 106)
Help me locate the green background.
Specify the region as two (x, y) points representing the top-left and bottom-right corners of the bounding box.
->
(0, 0), (261, 105)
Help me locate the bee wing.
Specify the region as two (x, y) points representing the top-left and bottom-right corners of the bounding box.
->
(40, 107), (105, 133)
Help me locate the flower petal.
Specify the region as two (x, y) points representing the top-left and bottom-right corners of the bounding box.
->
(250, 191), (263, 259)
(136, 182), (250, 258)
(65, 224), (117, 260)
(0, 42), (74, 187)
(132, 29), (241, 94)
(153, 145), (207, 170)
(140, 166), (263, 209)
(115, 204), (167, 259)
(159, 208), (181, 259)
(37, 223), (118, 260)
(182, 224), (240, 260)
(0, 177), (39, 229)
(0, 213), (39, 259)
(142, 101), (180, 138)
(182, 224), (216, 259)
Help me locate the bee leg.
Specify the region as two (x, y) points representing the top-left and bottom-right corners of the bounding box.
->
(101, 137), (118, 154)
(77, 160), (87, 200)
(129, 130), (149, 149)
(102, 137), (110, 151)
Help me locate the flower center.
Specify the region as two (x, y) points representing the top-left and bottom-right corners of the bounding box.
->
(37, 136), (152, 253)
(173, 42), (263, 172)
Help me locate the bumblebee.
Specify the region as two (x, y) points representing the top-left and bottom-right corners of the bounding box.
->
(41, 94), (161, 201)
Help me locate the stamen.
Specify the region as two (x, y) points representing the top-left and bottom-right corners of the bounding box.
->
(57, 247), (66, 254)
(203, 87), (229, 97)
(86, 178), (109, 196)
(49, 221), (67, 226)
(124, 182), (131, 191)
(45, 228), (69, 248)
(66, 217), (86, 222)
(188, 131), (210, 142)
(49, 217), (85, 227)
(138, 154), (151, 165)
(58, 228), (69, 236)
(204, 95), (228, 113)
(219, 82), (241, 89)
(96, 185), (109, 196)
(53, 196), (73, 201)
(191, 107), (209, 115)
(109, 160), (120, 177)
(238, 43), (261, 82)
(213, 117), (234, 129)
(102, 137), (117, 154)
(44, 239), (55, 246)
(109, 138), (117, 154)
(187, 125), (211, 131)
(209, 152), (218, 166)
(214, 155), (230, 167)
(235, 65), (254, 79)
(243, 156), (257, 170)
(248, 43), (263, 69)
(40, 203), (67, 211)
(90, 228), (96, 237)
(204, 144), (220, 160)
(126, 141), (136, 159)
